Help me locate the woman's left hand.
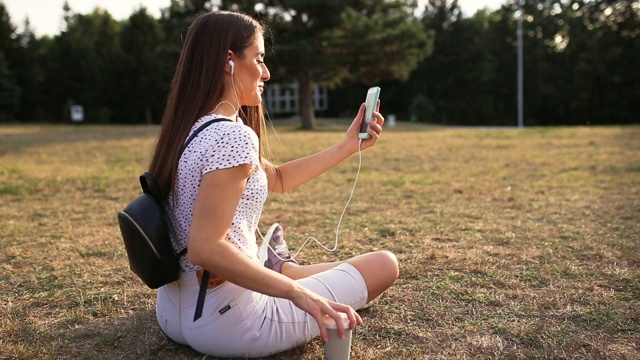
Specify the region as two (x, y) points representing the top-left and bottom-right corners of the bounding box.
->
(344, 100), (384, 154)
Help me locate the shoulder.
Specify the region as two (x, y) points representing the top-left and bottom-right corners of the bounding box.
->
(191, 115), (257, 144)
(187, 115), (260, 160)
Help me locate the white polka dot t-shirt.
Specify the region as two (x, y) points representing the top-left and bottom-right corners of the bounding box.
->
(165, 114), (268, 273)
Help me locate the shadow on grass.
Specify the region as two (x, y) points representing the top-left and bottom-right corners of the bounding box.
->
(0, 121), (445, 157)
(0, 125), (160, 156)
(61, 309), (315, 360)
(61, 309), (199, 359)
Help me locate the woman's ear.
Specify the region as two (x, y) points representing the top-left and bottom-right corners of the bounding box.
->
(227, 50), (235, 74)
(228, 60), (235, 74)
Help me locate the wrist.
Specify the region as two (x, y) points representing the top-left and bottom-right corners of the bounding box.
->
(285, 281), (307, 302)
(337, 138), (357, 157)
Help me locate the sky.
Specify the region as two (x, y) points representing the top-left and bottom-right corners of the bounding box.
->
(3, 0), (506, 37)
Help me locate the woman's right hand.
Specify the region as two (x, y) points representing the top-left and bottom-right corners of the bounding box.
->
(343, 101), (384, 154)
(289, 284), (363, 342)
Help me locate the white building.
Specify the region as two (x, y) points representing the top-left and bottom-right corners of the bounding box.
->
(263, 81), (328, 115)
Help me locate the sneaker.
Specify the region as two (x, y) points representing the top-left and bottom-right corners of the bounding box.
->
(264, 223), (298, 273)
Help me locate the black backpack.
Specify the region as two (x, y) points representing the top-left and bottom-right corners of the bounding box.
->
(117, 118), (230, 289)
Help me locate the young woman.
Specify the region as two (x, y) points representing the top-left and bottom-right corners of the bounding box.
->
(150, 10), (399, 358)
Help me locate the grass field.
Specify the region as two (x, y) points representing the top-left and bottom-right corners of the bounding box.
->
(0, 122), (638, 359)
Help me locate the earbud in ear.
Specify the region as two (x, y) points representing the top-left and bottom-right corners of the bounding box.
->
(228, 60), (235, 74)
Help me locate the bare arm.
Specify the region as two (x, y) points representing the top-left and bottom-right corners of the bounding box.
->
(187, 165), (361, 341)
(265, 102), (385, 193)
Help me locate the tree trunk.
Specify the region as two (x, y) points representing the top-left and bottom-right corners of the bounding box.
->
(145, 106), (152, 124)
(299, 72), (316, 130)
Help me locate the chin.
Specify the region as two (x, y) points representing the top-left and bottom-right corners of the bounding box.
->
(240, 94), (262, 108)
(247, 98), (262, 107)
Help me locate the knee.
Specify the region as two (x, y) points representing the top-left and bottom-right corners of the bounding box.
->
(375, 250), (399, 281)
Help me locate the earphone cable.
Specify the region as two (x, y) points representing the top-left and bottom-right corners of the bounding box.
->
(260, 138), (364, 261)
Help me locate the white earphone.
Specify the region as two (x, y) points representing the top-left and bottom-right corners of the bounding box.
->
(228, 60), (235, 74)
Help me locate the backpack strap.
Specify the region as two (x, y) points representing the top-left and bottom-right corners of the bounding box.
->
(176, 248), (188, 258)
(173, 117), (233, 258)
(147, 117), (232, 321)
(194, 270), (210, 322)
(142, 117), (233, 198)
(139, 172), (161, 198)
(181, 118), (232, 155)
(181, 118), (232, 322)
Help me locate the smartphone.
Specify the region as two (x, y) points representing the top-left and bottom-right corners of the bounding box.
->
(358, 86), (381, 140)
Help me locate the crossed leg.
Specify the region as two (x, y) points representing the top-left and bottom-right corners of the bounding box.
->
(280, 250), (399, 303)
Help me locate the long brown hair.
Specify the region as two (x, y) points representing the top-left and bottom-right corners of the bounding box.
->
(149, 11), (268, 195)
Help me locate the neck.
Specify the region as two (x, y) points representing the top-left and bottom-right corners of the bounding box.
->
(209, 100), (238, 119)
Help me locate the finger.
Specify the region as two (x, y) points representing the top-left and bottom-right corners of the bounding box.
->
(372, 111), (385, 126)
(375, 99), (381, 112)
(366, 129), (380, 143)
(331, 312), (345, 340)
(349, 103), (367, 135)
(314, 314), (329, 343)
(356, 102), (366, 125)
(356, 103), (365, 121)
(345, 309), (360, 330)
(322, 306), (346, 340)
(329, 304), (361, 330)
(367, 120), (383, 134)
(365, 124), (381, 140)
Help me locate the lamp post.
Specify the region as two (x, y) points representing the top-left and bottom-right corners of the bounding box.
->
(517, 0), (524, 129)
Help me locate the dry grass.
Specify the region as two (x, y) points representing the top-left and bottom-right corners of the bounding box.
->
(1, 122), (638, 359)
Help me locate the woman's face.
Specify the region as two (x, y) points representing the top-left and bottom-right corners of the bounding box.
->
(232, 34), (270, 107)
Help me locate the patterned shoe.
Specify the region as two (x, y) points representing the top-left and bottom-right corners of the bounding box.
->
(264, 223), (298, 273)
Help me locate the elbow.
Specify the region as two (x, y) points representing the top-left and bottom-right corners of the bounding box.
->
(187, 235), (229, 269)
(187, 238), (208, 267)
(187, 249), (204, 267)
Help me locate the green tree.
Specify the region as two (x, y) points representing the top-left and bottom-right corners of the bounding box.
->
(48, 5), (121, 122)
(482, 2), (520, 125)
(158, 0), (212, 65)
(254, 0), (433, 129)
(156, 0), (214, 120)
(487, 0), (640, 125)
(119, 8), (165, 124)
(0, 3), (52, 123)
(499, 0), (568, 126)
(0, 50), (19, 120)
(0, 3), (19, 121)
(2, 0), (636, 125)
(13, 19), (51, 122)
(569, 0), (639, 124)
(417, 0), (494, 125)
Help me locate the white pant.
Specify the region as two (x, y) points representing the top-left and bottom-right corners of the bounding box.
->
(156, 263), (368, 358)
